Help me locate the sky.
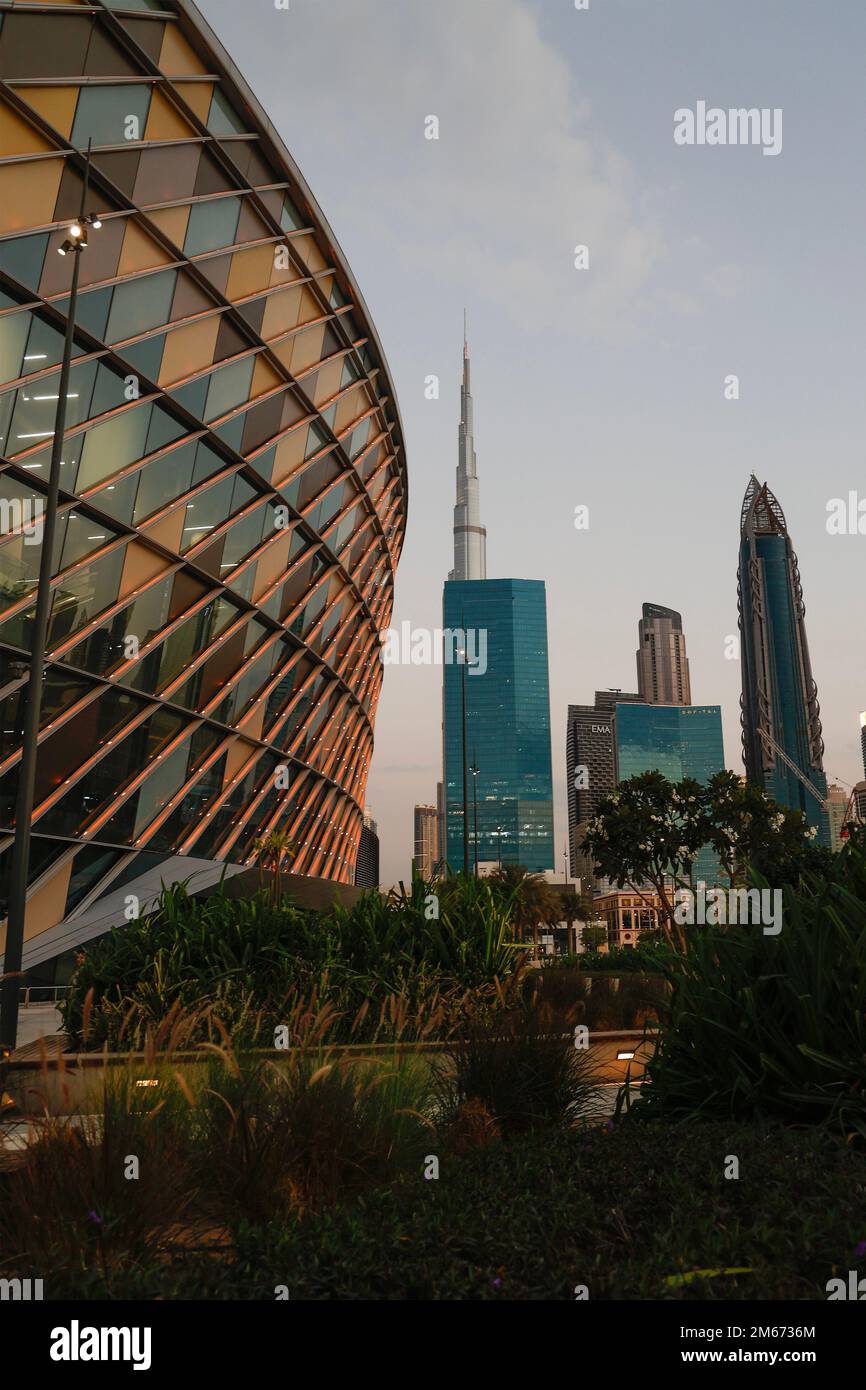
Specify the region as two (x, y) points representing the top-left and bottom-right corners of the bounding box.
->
(199, 0), (866, 884)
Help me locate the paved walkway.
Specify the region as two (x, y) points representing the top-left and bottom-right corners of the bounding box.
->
(14, 1004), (63, 1049)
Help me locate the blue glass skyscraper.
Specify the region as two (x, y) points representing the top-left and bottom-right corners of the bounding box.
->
(737, 477), (830, 843)
(442, 579), (554, 872)
(614, 701), (726, 885)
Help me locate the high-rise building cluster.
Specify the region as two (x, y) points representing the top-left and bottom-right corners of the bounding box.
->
(565, 474), (852, 905)
(426, 332), (859, 912)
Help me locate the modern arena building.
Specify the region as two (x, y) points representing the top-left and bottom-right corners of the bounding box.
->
(0, 0), (406, 979)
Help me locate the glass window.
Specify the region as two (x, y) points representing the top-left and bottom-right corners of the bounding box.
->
(66, 568), (206, 679)
(0, 476), (49, 613)
(146, 749), (226, 853)
(120, 333), (165, 383)
(280, 194), (306, 234)
(106, 269), (176, 344)
(55, 508), (119, 571)
(0, 14), (91, 80)
(169, 375), (208, 419)
(7, 359), (97, 457)
(203, 356), (254, 423)
(38, 703), (187, 839)
(77, 402), (152, 490)
(46, 546), (126, 649)
(66, 285), (113, 342)
(184, 196), (242, 256)
(145, 403), (186, 453)
(212, 415), (245, 452)
(0, 234), (47, 293)
(179, 475), (234, 552)
(0, 311), (31, 387)
(218, 502), (267, 574)
(71, 84), (152, 149)
(192, 439), (226, 483)
(88, 359), (133, 420)
(86, 469), (139, 528)
(24, 313), (86, 378)
(65, 845), (126, 915)
(207, 89), (247, 136)
(133, 142), (199, 207)
(133, 438), (197, 523)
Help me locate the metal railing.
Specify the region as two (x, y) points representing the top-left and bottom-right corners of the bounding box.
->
(17, 986), (69, 1009)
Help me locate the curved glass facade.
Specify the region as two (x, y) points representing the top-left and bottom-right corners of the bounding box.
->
(0, 0), (406, 964)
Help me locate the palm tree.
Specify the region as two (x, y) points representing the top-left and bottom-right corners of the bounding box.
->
(252, 830), (295, 903)
(560, 889), (585, 956)
(488, 865), (561, 949)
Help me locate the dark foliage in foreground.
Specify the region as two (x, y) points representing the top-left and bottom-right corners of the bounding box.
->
(21, 1120), (865, 1301)
(630, 838), (866, 1136)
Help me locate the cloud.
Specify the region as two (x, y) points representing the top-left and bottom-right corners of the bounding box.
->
(200, 0), (662, 338)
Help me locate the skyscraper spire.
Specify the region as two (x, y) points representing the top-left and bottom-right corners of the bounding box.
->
(449, 318), (487, 581)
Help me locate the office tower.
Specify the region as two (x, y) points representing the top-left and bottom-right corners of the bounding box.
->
(355, 812), (380, 888)
(614, 701), (726, 885)
(636, 603), (691, 704)
(825, 785), (849, 853)
(0, 0), (407, 978)
(413, 804), (439, 878)
(448, 324), (486, 581)
(442, 579), (554, 872)
(861, 713), (866, 778)
(435, 780), (445, 872)
(738, 477), (829, 842)
(565, 690), (641, 878)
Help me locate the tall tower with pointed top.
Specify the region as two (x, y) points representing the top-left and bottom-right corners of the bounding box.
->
(449, 321), (487, 581)
(738, 475), (830, 842)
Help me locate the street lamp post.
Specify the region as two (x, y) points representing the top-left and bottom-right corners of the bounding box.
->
(0, 146), (101, 1057)
(471, 753), (479, 878)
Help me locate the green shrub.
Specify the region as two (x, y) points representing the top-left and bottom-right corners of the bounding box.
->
(189, 1042), (435, 1225)
(0, 1059), (196, 1277)
(433, 1002), (599, 1137)
(630, 841), (866, 1136)
(61, 873), (526, 1050)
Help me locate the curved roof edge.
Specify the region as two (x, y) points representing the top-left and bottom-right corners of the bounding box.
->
(177, 0), (408, 543)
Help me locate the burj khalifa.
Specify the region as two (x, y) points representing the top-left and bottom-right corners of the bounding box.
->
(448, 321), (487, 581)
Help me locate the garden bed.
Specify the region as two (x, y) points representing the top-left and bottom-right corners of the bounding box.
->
(6, 1119), (862, 1300)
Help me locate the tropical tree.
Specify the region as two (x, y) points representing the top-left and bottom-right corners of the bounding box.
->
(582, 769), (835, 953)
(487, 865), (561, 947)
(560, 888), (590, 954)
(252, 830), (295, 902)
(703, 770), (833, 887)
(581, 772), (708, 951)
(580, 922), (608, 952)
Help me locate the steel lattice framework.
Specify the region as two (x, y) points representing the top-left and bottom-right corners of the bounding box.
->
(0, 0), (406, 965)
